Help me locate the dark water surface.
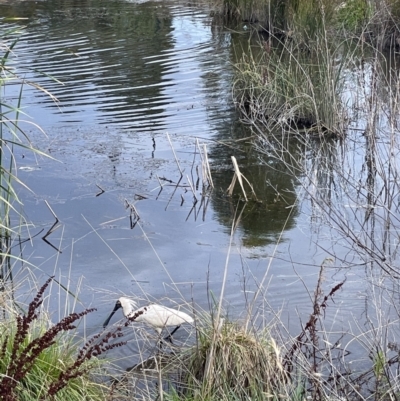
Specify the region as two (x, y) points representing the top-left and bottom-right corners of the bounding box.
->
(0, 0), (368, 367)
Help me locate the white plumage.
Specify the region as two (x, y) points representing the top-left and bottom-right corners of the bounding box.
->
(103, 296), (194, 342)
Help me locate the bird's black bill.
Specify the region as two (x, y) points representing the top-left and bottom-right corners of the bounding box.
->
(103, 301), (122, 328)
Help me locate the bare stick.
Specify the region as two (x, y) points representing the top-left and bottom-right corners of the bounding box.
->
(44, 200), (57, 220)
(186, 175), (198, 202)
(166, 132), (183, 177)
(196, 138), (207, 189)
(42, 200), (62, 253)
(165, 176), (183, 211)
(231, 156), (247, 201)
(125, 199), (141, 229)
(134, 194), (148, 200)
(227, 173), (237, 196)
(240, 173), (258, 200)
(95, 184), (105, 197)
(155, 174), (164, 200)
(203, 143), (214, 188)
(190, 140), (198, 189)
(185, 202), (197, 222)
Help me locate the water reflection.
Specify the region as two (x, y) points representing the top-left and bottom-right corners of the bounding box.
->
(209, 121), (299, 247)
(1, 2), (304, 255)
(0, 0), (332, 328)
(9, 0), (177, 129)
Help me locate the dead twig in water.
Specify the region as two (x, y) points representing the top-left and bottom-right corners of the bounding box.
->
(186, 175), (198, 202)
(202, 143), (214, 189)
(166, 132), (183, 177)
(185, 199), (198, 222)
(190, 141), (198, 192)
(134, 194), (148, 200)
(10, 229), (44, 250)
(159, 176), (174, 183)
(165, 176), (183, 211)
(124, 199), (140, 229)
(42, 200), (62, 253)
(155, 174), (164, 200)
(227, 156), (259, 202)
(196, 139), (214, 190)
(227, 156), (247, 201)
(95, 184), (105, 197)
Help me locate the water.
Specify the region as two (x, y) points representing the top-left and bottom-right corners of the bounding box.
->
(0, 0), (381, 371)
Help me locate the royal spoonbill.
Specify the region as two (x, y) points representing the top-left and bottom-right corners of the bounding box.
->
(103, 296), (194, 343)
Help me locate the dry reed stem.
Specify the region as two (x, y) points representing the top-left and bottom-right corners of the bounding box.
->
(230, 156), (247, 201)
(202, 143), (214, 189)
(166, 132), (183, 177)
(42, 200), (62, 253)
(186, 174), (198, 202)
(204, 203), (246, 390)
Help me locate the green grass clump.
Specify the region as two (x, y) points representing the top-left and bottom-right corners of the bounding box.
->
(336, 0), (372, 33)
(0, 277), (126, 401)
(174, 318), (288, 400)
(0, 321), (105, 400)
(233, 39), (348, 138)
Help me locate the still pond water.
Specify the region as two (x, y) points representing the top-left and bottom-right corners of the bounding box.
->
(1, 0), (369, 364)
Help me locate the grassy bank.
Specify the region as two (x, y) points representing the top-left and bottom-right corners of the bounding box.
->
(4, 271), (400, 400)
(106, 260), (400, 400)
(0, 278), (112, 401)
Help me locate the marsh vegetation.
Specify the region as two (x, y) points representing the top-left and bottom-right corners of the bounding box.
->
(227, 0), (400, 399)
(2, 1), (400, 400)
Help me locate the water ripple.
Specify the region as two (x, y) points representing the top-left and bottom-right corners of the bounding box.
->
(1, 0), (233, 133)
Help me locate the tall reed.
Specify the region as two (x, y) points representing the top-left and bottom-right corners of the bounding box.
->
(0, 26), (51, 284)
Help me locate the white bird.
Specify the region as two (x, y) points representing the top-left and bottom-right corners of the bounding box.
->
(103, 296), (194, 344)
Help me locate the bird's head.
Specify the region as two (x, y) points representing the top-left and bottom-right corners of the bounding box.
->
(103, 297), (139, 328)
(118, 296), (138, 316)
